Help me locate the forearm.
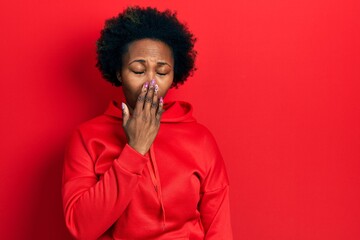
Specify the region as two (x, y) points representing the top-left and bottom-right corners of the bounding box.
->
(62, 144), (148, 239)
(201, 185), (233, 240)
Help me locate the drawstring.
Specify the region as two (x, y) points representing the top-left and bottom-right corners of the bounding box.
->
(147, 145), (166, 231)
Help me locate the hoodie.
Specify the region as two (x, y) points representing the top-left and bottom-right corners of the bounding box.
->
(62, 100), (233, 240)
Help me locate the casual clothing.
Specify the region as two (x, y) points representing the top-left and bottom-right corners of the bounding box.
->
(62, 100), (233, 239)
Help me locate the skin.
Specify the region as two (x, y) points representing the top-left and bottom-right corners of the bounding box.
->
(116, 39), (174, 155)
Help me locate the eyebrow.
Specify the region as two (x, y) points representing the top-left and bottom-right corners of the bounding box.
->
(129, 59), (172, 67)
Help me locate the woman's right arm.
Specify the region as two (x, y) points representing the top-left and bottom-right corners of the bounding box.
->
(62, 130), (149, 240)
(62, 81), (162, 239)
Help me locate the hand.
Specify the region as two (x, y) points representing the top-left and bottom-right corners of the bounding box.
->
(121, 80), (164, 155)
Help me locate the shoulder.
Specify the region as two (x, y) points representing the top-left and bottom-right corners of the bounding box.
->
(187, 121), (219, 147)
(75, 113), (119, 137)
(79, 112), (117, 128)
(174, 121), (222, 163)
(65, 112), (123, 154)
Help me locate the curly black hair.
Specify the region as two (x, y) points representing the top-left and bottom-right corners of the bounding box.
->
(96, 6), (197, 87)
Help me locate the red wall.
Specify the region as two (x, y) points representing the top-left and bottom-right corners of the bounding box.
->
(1, 0), (359, 239)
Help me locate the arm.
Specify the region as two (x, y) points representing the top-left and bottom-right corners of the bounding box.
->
(198, 132), (233, 239)
(199, 185), (233, 239)
(62, 130), (148, 240)
(62, 81), (163, 239)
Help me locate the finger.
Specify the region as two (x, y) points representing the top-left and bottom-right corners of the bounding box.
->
(144, 79), (156, 112)
(134, 82), (149, 115)
(150, 84), (159, 116)
(122, 102), (129, 127)
(156, 96), (164, 122)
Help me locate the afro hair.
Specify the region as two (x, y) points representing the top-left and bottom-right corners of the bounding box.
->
(96, 6), (197, 87)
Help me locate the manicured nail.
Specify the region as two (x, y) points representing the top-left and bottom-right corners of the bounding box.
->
(121, 102), (125, 110)
(154, 84), (159, 92)
(159, 97), (163, 104)
(150, 79), (156, 86)
(144, 82), (149, 89)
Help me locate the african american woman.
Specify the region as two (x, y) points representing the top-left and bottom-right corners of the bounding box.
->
(62, 6), (233, 240)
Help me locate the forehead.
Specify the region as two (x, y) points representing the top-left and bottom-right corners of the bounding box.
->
(125, 39), (174, 63)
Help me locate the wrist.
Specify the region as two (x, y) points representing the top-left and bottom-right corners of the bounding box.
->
(128, 142), (148, 155)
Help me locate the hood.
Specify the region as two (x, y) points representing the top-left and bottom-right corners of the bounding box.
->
(104, 100), (196, 123)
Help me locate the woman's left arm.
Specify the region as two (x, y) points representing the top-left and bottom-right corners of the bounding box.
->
(198, 131), (233, 240)
(199, 186), (232, 239)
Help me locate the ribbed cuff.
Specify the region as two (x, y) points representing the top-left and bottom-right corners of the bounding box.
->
(115, 144), (149, 175)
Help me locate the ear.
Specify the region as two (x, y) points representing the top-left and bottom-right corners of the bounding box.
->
(116, 71), (122, 83)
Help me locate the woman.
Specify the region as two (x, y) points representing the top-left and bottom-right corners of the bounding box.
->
(62, 6), (233, 240)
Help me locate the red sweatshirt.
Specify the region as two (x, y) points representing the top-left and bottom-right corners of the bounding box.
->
(62, 100), (233, 240)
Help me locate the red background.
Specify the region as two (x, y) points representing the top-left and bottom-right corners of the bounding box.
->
(0, 0), (359, 239)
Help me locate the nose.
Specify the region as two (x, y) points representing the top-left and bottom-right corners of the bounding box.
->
(146, 71), (156, 82)
(145, 63), (160, 82)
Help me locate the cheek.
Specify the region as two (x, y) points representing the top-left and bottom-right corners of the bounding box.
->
(157, 80), (173, 97)
(122, 82), (143, 103)
(123, 78), (143, 93)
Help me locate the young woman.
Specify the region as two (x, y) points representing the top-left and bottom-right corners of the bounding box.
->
(62, 6), (233, 239)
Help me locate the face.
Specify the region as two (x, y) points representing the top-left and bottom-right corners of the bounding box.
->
(117, 38), (174, 109)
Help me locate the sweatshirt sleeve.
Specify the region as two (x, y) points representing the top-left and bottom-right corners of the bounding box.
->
(62, 129), (148, 240)
(199, 132), (233, 240)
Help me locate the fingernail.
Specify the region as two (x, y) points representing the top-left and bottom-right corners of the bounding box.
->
(121, 102), (125, 110)
(144, 82), (149, 89)
(150, 79), (156, 86)
(159, 97), (163, 104)
(154, 84), (159, 92)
